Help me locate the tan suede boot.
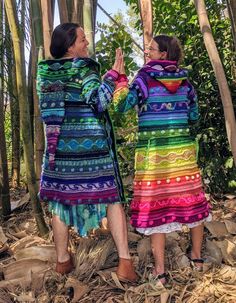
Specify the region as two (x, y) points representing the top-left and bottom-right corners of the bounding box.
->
(116, 257), (138, 283)
(55, 256), (74, 274)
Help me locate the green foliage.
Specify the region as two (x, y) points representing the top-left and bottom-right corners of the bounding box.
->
(95, 18), (139, 125)
(96, 15), (140, 193)
(96, 22), (139, 77)
(97, 0), (236, 195)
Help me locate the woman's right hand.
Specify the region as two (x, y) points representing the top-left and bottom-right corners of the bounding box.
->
(112, 48), (125, 74)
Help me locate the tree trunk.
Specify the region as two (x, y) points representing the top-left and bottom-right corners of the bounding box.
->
(33, 73), (45, 182)
(139, 0), (153, 63)
(58, 0), (68, 23)
(226, 0), (236, 81)
(28, 50), (35, 145)
(30, 0), (45, 182)
(30, 0), (44, 56)
(0, 96), (11, 218)
(66, 0), (73, 23)
(5, 17), (20, 188)
(40, 0), (53, 58)
(194, 0), (236, 166)
(61, 0), (84, 26)
(9, 68), (20, 188)
(83, 0), (96, 57)
(51, 0), (55, 22)
(226, 0), (236, 51)
(0, 0), (11, 217)
(71, 0), (84, 24)
(20, 0), (25, 25)
(4, 0), (48, 235)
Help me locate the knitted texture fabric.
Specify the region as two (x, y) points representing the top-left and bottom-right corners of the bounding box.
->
(113, 60), (210, 231)
(37, 58), (125, 208)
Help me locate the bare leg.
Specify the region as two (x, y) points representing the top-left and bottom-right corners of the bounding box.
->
(151, 233), (166, 282)
(107, 204), (130, 258)
(52, 215), (70, 263)
(107, 204), (137, 281)
(190, 223), (204, 268)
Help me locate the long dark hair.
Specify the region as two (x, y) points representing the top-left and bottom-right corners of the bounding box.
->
(50, 23), (80, 59)
(153, 35), (183, 63)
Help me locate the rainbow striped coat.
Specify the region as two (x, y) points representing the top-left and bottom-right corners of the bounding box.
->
(114, 60), (210, 229)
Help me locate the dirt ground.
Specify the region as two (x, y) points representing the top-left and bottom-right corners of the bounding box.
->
(0, 191), (236, 303)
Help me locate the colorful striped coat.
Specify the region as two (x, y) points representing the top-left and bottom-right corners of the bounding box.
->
(114, 60), (210, 233)
(37, 58), (125, 207)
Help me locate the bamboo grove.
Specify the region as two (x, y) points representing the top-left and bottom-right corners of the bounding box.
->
(0, 0), (236, 236)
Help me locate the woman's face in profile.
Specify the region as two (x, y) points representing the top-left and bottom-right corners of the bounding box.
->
(144, 39), (167, 61)
(69, 27), (89, 58)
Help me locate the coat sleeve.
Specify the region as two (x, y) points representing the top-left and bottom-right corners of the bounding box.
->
(81, 68), (120, 113)
(113, 72), (149, 113)
(187, 81), (199, 122)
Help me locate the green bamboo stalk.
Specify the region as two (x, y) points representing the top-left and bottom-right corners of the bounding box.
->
(40, 0), (53, 58)
(4, 0), (48, 235)
(5, 19), (20, 188)
(0, 0), (11, 217)
(30, 0), (45, 181)
(83, 0), (96, 57)
(57, 0), (69, 23)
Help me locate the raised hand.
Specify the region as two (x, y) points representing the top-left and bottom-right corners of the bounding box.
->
(112, 48), (125, 74)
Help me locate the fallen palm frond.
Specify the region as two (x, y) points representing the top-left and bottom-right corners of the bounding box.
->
(1, 196), (236, 302)
(0, 288), (14, 303)
(65, 277), (89, 302)
(2, 258), (51, 281)
(10, 235), (48, 253)
(74, 236), (117, 281)
(176, 267), (236, 303)
(14, 245), (56, 263)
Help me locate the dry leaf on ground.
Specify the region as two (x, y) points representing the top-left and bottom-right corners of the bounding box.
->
(128, 231), (142, 242)
(205, 238), (223, 264)
(137, 238), (151, 262)
(2, 258), (51, 280)
(14, 293), (35, 303)
(65, 277), (89, 302)
(0, 227), (7, 245)
(224, 220), (236, 234)
(14, 245), (56, 263)
(0, 288), (13, 303)
(213, 239), (236, 265)
(10, 236), (47, 253)
(10, 193), (30, 211)
(166, 239), (190, 269)
(224, 199), (236, 210)
(204, 221), (228, 237)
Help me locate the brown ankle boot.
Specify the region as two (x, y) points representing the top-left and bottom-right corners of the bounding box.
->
(116, 257), (138, 283)
(55, 256), (74, 274)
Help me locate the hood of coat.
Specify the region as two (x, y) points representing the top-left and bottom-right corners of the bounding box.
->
(141, 60), (188, 93)
(37, 57), (100, 95)
(37, 57), (100, 78)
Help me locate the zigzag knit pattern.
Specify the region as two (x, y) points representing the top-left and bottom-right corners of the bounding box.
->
(113, 60), (210, 230)
(37, 58), (124, 206)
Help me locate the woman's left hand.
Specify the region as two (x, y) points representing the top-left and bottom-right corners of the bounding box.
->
(113, 48), (125, 74)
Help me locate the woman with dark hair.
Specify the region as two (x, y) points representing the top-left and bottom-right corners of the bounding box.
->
(37, 23), (137, 282)
(113, 35), (211, 284)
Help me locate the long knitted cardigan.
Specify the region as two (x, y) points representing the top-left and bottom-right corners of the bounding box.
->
(113, 60), (210, 232)
(37, 57), (125, 206)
